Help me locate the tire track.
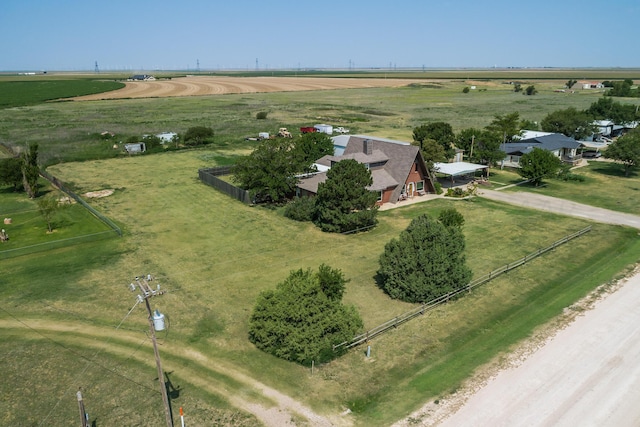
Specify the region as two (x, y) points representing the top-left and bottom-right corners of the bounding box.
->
(0, 318), (341, 427)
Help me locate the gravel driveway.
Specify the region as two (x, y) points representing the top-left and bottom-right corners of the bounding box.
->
(478, 189), (640, 229)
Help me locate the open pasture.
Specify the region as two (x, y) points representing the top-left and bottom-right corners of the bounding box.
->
(1, 149), (638, 425)
(5, 73), (636, 166)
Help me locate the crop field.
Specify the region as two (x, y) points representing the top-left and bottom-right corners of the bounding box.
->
(1, 71), (640, 426)
(4, 71), (640, 167)
(0, 78), (124, 108)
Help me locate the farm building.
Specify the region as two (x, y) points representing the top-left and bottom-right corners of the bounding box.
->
(124, 142), (146, 154)
(128, 74), (156, 81)
(156, 132), (177, 143)
(579, 81), (604, 89)
(297, 135), (436, 206)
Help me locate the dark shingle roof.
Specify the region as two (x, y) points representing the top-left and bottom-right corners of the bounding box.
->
(300, 135), (423, 200)
(502, 133), (582, 155)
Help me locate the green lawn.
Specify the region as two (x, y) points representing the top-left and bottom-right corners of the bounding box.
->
(0, 184), (117, 260)
(503, 161), (640, 214)
(1, 150), (638, 425)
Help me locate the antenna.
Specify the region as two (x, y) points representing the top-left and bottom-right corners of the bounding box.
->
(94, 61), (99, 73)
(196, 59), (200, 72)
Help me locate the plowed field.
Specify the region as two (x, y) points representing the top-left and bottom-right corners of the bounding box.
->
(73, 76), (426, 100)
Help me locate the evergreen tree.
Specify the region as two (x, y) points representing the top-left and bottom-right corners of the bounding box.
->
(248, 266), (362, 364)
(21, 143), (39, 198)
(377, 214), (472, 303)
(314, 159), (378, 233)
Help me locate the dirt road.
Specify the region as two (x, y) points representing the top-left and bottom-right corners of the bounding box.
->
(436, 269), (640, 426)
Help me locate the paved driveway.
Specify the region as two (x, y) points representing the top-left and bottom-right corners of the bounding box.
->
(478, 189), (640, 229)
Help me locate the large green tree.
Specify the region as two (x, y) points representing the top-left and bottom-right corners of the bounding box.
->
(585, 97), (639, 124)
(248, 266), (363, 364)
(314, 159), (378, 233)
(411, 138), (447, 170)
(518, 147), (562, 186)
(456, 128), (503, 165)
(541, 107), (595, 140)
(485, 112), (522, 142)
(232, 138), (303, 203)
(605, 80), (638, 97)
(294, 131), (334, 166)
(184, 126), (215, 146)
(377, 213), (472, 303)
(0, 157), (23, 190)
(413, 122), (455, 160)
(605, 129), (640, 177)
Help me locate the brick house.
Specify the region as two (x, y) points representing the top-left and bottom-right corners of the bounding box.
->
(296, 135), (436, 206)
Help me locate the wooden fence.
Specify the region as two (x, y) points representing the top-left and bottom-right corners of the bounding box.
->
(333, 226), (592, 351)
(198, 166), (251, 204)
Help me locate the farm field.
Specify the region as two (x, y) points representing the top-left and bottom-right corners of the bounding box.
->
(71, 76), (426, 100)
(5, 73), (640, 166)
(2, 71), (640, 426)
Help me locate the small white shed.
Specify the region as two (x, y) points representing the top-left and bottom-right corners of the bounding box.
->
(314, 124), (333, 135)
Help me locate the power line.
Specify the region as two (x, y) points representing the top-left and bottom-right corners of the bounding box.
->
(129, 274), (174, 427)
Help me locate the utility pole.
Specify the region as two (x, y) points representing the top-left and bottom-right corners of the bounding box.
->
(77, 389), (88, 427)
(131, 275), (173, 427)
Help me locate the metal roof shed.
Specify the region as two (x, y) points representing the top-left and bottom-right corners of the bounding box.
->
(433, 162), (488, 177)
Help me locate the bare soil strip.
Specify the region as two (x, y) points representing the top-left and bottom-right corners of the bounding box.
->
(72, 76), (426, 101)
(0, 319), (342, 426)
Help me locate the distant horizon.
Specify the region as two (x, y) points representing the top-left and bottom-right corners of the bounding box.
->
(4, 66), (640, 74)
(3, 0), (639, 71)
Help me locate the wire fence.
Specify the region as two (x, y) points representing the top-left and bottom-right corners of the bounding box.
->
(333, 225), (592, 351)
(39, 170), (122, 236)
(0, 231), (117, 261)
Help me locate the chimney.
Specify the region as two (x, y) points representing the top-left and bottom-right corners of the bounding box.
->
(363, 139), (373, 155)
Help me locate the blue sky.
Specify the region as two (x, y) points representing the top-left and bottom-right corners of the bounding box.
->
(1, 0), (639, 71)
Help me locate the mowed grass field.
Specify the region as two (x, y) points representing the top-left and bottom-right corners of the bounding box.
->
(1, 149), (638, 426)
(2, 71), (640, 425)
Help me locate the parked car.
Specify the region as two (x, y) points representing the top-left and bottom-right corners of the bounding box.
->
(334, 127), (350, 134)
(582, 151), (602, 159)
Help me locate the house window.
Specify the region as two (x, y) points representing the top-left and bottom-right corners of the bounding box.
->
(377, 191), (383, 201)
(416, 181), (424, 191)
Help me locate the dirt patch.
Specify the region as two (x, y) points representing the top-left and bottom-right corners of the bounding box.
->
(71, 76), (439, 101)
(83, 189), (114, 198)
